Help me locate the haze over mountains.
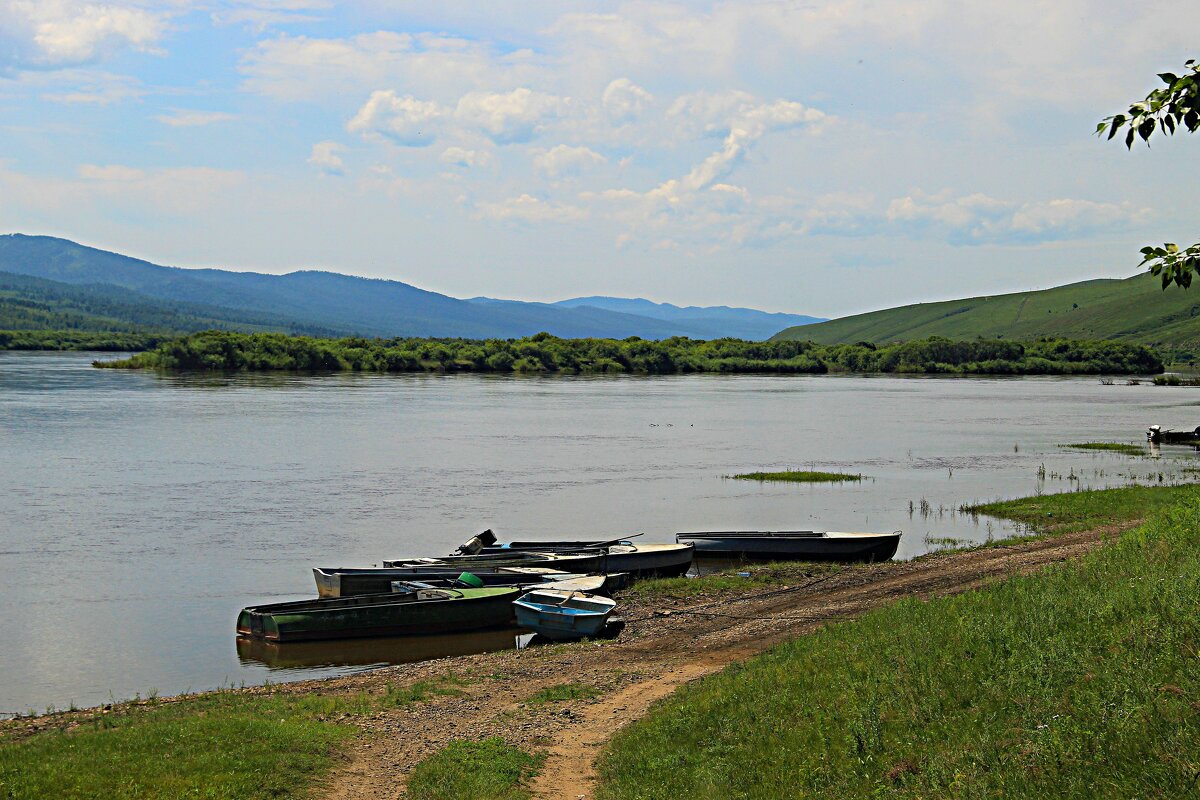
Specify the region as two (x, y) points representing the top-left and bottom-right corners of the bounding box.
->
(0, 235), (822, 341)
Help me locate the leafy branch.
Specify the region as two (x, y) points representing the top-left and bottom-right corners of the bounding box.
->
(1100, 59), (1198, 290)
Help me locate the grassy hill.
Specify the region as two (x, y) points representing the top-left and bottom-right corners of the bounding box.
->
(773, 273), (1200, 359)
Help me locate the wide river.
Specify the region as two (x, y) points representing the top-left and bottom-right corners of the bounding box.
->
(2, 351), (1198, 713)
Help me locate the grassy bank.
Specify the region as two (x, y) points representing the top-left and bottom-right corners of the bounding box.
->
(597, 485), (1200, 798)
(94, 330), (1162, 376)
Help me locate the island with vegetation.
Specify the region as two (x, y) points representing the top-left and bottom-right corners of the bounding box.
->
(93, 330), (1164, 376)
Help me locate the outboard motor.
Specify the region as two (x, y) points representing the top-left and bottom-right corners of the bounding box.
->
(1148, 424), (1162, 443)
(454, 528), (498, 555)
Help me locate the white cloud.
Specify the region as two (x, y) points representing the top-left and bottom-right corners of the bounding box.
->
(602, 78), (652, 122)
(78, 163), (144, 181)
(346, 90), (444, 146)
(476, 194), (587, 223)
(533, 144), (605, 177)
(156, 109), (236, 127)
(454, 88), (564, 143)
(306, 140), (345, 174)
(0, 1), (168, 71)
(440, 146), (493, 168)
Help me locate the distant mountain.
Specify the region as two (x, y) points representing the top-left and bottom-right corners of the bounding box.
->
(772, 273), (1200, 353)
(551, 296), (824, 340)
(0, 234), (821, 341)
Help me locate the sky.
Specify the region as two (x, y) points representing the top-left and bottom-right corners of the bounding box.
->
(0, 1), (1196, 317)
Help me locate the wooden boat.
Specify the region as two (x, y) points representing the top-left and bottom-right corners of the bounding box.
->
(462, 532), (694, 577)
(381, 550), (608, 574)
(513, 589), (617, 641)
(1147, 425), (1200, 444)
(313, 566), (580, 598)
(676, 530), (902, 562)
(391, 573), (623, 597)
(236, 586), (520, 642)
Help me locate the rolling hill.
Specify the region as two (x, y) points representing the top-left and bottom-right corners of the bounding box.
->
(772, 273), (1200, 355)
(0, 234), (819, 341)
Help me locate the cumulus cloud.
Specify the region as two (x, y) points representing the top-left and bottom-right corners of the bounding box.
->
(156, 109), (236, 127)
(476, 194), (587, 223)
(454, 88), (564, 143)
(533, 144), (605, 177)
(346, 90), (444, 146)
(0, 1), (168, 71)
(307, 140), (345, 174)
(602, 78), (652, 122)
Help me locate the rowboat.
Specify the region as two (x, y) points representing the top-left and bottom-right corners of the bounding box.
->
(676, 530), (902, 562)
(513, 589), (617, 641)
(382, 550), (609, 574)
(460, 532), (694, 577)
(1147, 425), (1200, 444)
(236, 586), (520, 642)
(313, 566), (582, 598)
(391, 573), (623, 597)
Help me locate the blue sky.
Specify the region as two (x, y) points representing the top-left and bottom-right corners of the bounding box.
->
(0, 1), (1196, 316)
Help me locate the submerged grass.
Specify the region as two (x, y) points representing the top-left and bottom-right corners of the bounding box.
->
(597, 485), (1200, 799)
(0, 690), (367, 799)
(731, 470), (863, 483)
(1060, 441), (1145, 456)
(407, 738), (545, 800)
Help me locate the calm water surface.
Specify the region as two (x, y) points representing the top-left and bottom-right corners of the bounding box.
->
(3, 351), (1198, 712)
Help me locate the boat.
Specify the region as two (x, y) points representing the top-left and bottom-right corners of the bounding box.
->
(513, 589), (617, 641)
(459, 531), (695, 577)
(381, 550), (609, 574)
(236, 586), (520, 642)
(391, 573), (623, 597)
(1147, 425), (1200, 444)
(676, 530), (902, 562)
(313, 566), (584, 598)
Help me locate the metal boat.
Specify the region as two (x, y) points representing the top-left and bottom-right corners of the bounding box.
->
(313, 566), (582, 598)
(461, 531), (694, 577)
(677, 530), (902, 562)
(1147, 424), (1200, 444)
(513, 589), (617, 641)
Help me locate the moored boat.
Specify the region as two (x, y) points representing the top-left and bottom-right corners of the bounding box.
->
(236, 586), (520, 642)
(513, 589), (617, 641)
(313, 566), (582, 598)
(1147, 424), (1200, 444)
(468, 533), (694, 578)
(382, 550), (609, 574)
(389, 572), (625, 597)
(676, 530), (901, 562)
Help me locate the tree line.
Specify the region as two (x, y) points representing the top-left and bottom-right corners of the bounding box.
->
(94, 331), (1164, 375)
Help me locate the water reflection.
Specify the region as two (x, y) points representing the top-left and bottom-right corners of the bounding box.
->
(236, 627), (523, 670)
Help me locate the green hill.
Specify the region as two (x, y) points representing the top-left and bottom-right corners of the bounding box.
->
(773, 272), (1200, 358)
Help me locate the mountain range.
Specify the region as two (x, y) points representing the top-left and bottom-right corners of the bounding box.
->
(0, 234), (822, 341)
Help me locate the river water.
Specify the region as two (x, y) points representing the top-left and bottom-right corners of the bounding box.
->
(2, 350), (1197, 713)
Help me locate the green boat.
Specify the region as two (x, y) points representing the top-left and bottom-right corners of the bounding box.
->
(236, 586), (520, 642)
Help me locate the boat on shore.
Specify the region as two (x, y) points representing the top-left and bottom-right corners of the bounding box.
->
(389, 573), (624, 597)
(513, 589), (617, 641)
(1147, 425), (1200, 444)
(382, 550), (609, 574)
(676, 530), (902, 562)
(313, 566), (602, 598)
(236, 586), (520, 642)
(459, 531), (694, 577)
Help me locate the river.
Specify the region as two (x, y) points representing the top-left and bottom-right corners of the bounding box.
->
(1, 350), (1195, 713)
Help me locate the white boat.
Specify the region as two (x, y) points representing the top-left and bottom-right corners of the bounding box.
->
(513, 589), (617, 641)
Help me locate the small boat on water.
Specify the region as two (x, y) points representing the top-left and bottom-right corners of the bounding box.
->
(459, 531), (695, 577)
(513, 589), (617, 641)
(1147, 425), (1200, 444)
(313, 566), (593, 598)
(236, 586), (520, 642)
(676, 530), (902, 562)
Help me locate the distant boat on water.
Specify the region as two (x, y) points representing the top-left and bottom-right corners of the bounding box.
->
(676, 530), (902, 562)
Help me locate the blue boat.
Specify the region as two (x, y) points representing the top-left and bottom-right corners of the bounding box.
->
(513, 589), (617, 641)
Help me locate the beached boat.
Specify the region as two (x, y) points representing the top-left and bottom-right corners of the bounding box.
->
(1147, 425), (1200, 444)
(676, 530), (902, 562)
(513, 589), (617, 641)
(313, 566), (582, 598)
(462, 532), (694, 577)
(236, 586), (520, 642)
(382, 550), (608, 574)
(391, 573), (623, 597)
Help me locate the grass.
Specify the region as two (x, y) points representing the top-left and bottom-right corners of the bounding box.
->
(730, 470), (863, 483)
(0, 690), (369, 799)
(407, 738), (545, 800)
(382, 673), (472, 707)
(1060, 442), (1145, 456)
(962, 483), (1200, 536)
(596, 485), (1200, 799)
(527, 683), (601, 704)
(629, 562), (846, 600)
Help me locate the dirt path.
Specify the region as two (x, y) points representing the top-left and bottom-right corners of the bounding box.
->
(309, 524), (1121, 800)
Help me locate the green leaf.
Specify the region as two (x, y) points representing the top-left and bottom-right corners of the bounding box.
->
(1159, 72), (1178, 84)
(1138, 117), (1156, 141)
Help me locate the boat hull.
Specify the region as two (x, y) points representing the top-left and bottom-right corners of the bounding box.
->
(513, 590), (616, 641)
(483, 542), (695, 578)
(678, 531), (901, 563)
(237, 587), (520, 642)
(313, 567), (583, 598)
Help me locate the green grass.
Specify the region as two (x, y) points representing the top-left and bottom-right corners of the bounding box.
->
(963, 483), (1199, 536)
(527, 683), (601, 704)
(597, 485), (1200, 799)
(407, 738), (545, 800)
(772, 270), (1200, 358)
(730, 470), (863, 483)
(0, 691), (369, 799)
(1059, 442), (1146, 456)
(629, 562), (846, 600)
(382, 673), (472, 707)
